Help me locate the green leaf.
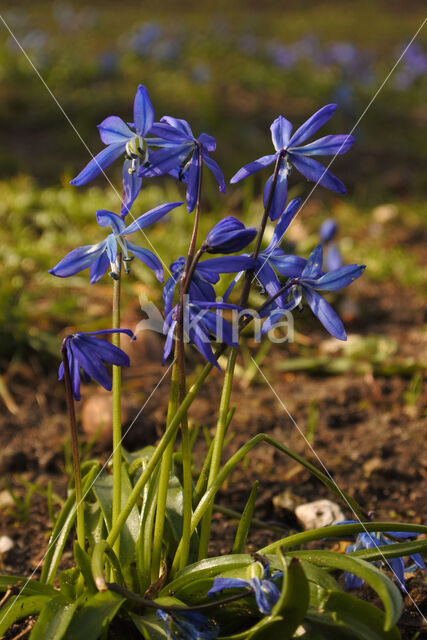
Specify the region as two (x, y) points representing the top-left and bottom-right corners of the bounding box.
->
(286, 550), (402, 630)
(232, 482), (259, 554)
(270, 554), (309, 638)
(0, 574), (56, 597)
(349, 539), (427, 563)
(41, 464), (100, 585)
(65, 590), (125, 640)
(58, 568), (82, 601)
(73, 542), (97, 594)
(29, 594), (77, 640)
(0, 595), (50, 636)
(92, 463), (140, 567)
(247, 617), (289, 640)
(299, 560), (341, 609)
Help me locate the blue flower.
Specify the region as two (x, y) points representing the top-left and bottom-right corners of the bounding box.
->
(157, 609), (218, 640)
(163, 300), (241, 369)
(207, 569), (281, 616)
(231, 104), (354, 221)
(261, 244), (365, 340)
(139, 116), (225, 212)
(343, 523), (426, 592)
(49, 203), (182, 283)
(202, 217), (257, 255)
(224, 198), (304, 307)
(163, 255), (256, 319)
(70, 85), (155, 217)
(60, 329), (135, 401)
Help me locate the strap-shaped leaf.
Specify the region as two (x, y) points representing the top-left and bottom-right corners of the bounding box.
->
(285, 550), (402, 631)
(259, 521), (427, 554)
(29, 594), (77, 640)
(0, 575), (56, 597)
(0, 595), (49, 636)
(270, 554), (309, 637)
(92, 463), (140, 567)
(305, 590), (400, 640)
(349, 538), (427, 563)
(65, 590), (125, 640)
(232, 482), (259, 554)
(41, 465), (101, 585)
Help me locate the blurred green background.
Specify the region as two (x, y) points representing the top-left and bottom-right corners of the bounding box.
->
(0, 0), (426, 361)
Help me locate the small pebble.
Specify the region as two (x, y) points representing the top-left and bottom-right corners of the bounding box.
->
(295, 499), (345, 530)
(0, 536), (14, 554)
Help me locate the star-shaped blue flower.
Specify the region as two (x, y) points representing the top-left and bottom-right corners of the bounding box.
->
(139, 116), (225, 212)
(261, 244), (365, 340)
(60, 329), (135, 400)
(49, 202), (182, 283)
(231, 104), (354, 221)
(207, 568), (281, 616)
(70, 85), (155, 217)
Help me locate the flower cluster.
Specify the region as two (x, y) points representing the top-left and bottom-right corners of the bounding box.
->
(51, 84), (362, 396)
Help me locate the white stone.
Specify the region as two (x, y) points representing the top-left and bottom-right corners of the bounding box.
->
(295, 499), (345, 530)
(0, 535), (14, 554)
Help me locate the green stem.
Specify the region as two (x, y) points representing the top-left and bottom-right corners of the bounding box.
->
(106, 357), (215, 548)
(198, 348), (237, 559)
(151, 358), (180, 581)
(61, 340), (85, 549)
(112, 254), (122, 560)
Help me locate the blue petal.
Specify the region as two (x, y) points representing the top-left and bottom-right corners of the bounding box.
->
(121, 158), (142, 217)
(410, 553), (426, 570)
(126, 241), (164, 282)
(105, 234), (117, 264)
(197, 255), (256, 277)
(250, 578), (273, 616)
(325, 245), (343, 271)
(345, 571), (364, 590)
(203, 154), (226, 194)
(230, 154), (277, 184)
(160, 115), (194, 138)
(207, 577), (250, 597)
(186, 150), (200, 213)
(96, 210), (126, 235)
(390, 557), (406, 591)
(70, 338), (112, 390)
(77, 335), (130, 367)
(133, 85), (154, 137)
(319, 218), (338, 243)
(289, 152), (346, 194)
(263, 160), (288, 221)
(198, 309), (237, 347)
(199, 133), (216, 152)
(123, 202), (182, 235)
(312, 264), (365, 291)
(255, 260), (284, 306)
(49, 241), (107, 278)
(269, 254), (306, 278)
(189, 322), (220, 369)
(265, 198), (301, 253)
(139, 145), (192, 178)
(149, 122), (191, 144)
(189, 275), (216, 303)
(90, 251), (110, 283)
(98, 116), (133, 145)
(162, 318), (176, 364)
(288, 103), (337, 148)
(301, 244), (324, 279)
(291, 134), (355, 156)
(163, 274), (179, 318)
(270, 115), (293, 151)
(261, 289), (302, 335)
(302, 286), (347, 340)
(70, 142), (125, 186)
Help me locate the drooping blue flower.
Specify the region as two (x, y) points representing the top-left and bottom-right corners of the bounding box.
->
(202, 217), (257, 255)
(157, 609), (218, 640)
(163, 255), (256, 319)
(49, 203), (182, 283)
(163, 299), (241, 368)
(231, 104), (354, 221)
(223, 198), (305, 307)
(342, 522), (426, 592)
(70, 85), (155, 217)
(60, 329), (135, 401)
(261, 244), (365, 339)
(207, 568), (281, 616)
(139, 116), (225, 212)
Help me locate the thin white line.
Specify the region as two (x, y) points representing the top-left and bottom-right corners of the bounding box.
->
(251, 356), (427, 624)
(0, 361), (173, 623)
(0, 13), (173, 279)
(253, 16), (427, 283)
